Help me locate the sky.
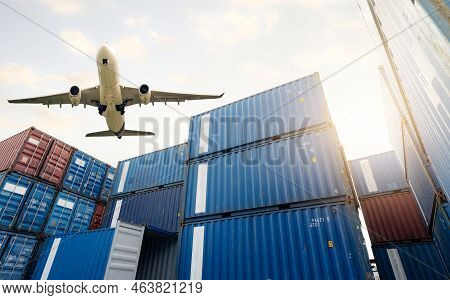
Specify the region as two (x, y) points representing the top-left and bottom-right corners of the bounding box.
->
(0, 0), (392, 166)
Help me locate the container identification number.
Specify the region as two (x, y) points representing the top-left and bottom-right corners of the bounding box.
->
(309, 217), (330, 228)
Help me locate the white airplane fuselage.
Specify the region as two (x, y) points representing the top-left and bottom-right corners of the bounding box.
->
(96, 44), (125, 134)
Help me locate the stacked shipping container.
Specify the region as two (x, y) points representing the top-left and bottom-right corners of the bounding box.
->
(378, 62), (450, 272)
(369, 1), (449, 271)
(0, 127), (111, 279)
(180, 73), (372, 279)
(369, 0), (449, 202)
(99, 144), (187, 279)
(350, 151), (448, 279)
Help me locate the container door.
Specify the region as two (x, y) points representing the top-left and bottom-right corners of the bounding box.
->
(0, 234), (37, 280)
(81, 159), (107, 199)
(44, 192), (76, 235)
(13, 130), (52, 177)
(68, 198), (95, 233)
(15, 182), (56, 233)
(63, 151), (91, 195)
(39, 140), (74, 185)
(103, 221), (145, 280)
(0, 173), (33, 230)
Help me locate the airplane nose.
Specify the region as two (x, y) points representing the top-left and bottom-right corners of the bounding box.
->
(97, 44), (113, 62)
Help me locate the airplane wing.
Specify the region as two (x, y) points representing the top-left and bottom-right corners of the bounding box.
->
(8, 86), (100, 107)
(121, 86), (223, 106)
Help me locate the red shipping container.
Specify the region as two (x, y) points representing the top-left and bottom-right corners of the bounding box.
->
(38, 139), (75, 185)
(89, 202), (106, 230)
(361, 191), (430, 244)
(0, 127), (53, 178)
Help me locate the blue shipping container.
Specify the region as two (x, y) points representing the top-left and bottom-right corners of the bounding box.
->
(15, 181), (56, 233)
(433, 201), (449, 272)
(67, 197), (95, 233)
(349, 151), (409, 198)
(0, 233), (37, 280)
(0, 231), (8, 256)
(63, 150), (107, 199)
(99, 167), (115, 202)
(0, 172), (33, 230)
(185, 126), (352, 219)
(373, 242), (449, 280)
(373, 0), (449, 200)
(103, 185), (181, 234)
(111, 144), (187, 196)
(32, 222), (145, 280)
(44, 191), (93, 235)
(179, 202), (372, 280)
(403, 122), (437, 225)
(188, 73), (331, 159)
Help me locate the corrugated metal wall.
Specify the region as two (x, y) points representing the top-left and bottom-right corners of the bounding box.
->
(372, 0), (449, 200)
(136, 235), (178, 280)
(188, 73), (331, 159)
(349, 151), (409, 198)
(32, 228), (115, 280)
(184, 127), (352, 219)
(111, 144), (187, 196)
(102, 185), (182, 234)
(403, 122), (437, 225)
(360, 192), (429, 244)
(373, 242), (449, 280)
(179, 203), (372, 280)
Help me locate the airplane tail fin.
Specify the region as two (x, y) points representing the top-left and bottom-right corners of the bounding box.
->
(85, 130), (155, 138)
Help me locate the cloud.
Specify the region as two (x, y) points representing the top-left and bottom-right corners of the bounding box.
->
(60, 30), (97, 57)
(113, 35), (149, 62)
(125, 17), (172, 44)
(0, 63), (43, 87)
(0, 63), (97, 90)
(46, 72), (98, 88)
(40, 0), (83, 15)
(125, 17), (149, 28)
(195, 10), (279, 46)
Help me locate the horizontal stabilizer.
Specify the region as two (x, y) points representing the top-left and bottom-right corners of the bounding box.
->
(85, 130), (155, 137)
(122, 130), (155, 136)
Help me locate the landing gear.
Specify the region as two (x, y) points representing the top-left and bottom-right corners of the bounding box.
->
(115, 104), (125, 115)
(98, 105), (107, 115)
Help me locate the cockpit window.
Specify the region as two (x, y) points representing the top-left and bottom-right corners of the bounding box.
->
(102, 58), (108, 65)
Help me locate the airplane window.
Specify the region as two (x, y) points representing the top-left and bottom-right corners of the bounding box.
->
(102, 58), (108, 65)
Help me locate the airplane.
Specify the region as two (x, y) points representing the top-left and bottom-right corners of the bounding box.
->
(8, 43), (223, 138)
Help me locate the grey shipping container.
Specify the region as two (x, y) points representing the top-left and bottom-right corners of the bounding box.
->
(31, 221), (145, 280)
(111, 144), (187, 196)
(188, 72), (332, 159)
(184, 126), (353, 220)
(102, 185), (182, 235)
(349, 151), (409, 198)
(371, 0), (449, 200)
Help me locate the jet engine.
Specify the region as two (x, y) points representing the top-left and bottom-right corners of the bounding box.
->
(69, 86), (81, 106)
(139, 84), (151, 104)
